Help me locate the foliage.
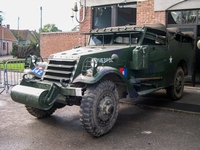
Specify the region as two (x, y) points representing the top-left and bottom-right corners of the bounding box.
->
(11, 43), (40, 58)
(0, 11), (4, 25)
(42, 23), (60, 32)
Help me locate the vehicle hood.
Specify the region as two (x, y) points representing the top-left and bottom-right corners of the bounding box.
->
(49, 46), (130, 60)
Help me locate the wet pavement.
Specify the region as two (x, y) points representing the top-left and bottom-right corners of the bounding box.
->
(0, 85), (200, 150)
(121, 85), (200, 115)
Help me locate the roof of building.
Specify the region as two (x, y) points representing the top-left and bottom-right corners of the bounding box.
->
(0, 26), (18, 42)
(11, 29), (40, 44)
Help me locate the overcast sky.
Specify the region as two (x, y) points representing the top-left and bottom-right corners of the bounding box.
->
(0, 0), (79, 31)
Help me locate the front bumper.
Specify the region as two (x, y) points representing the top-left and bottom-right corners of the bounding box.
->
(10, 79), (82, 110)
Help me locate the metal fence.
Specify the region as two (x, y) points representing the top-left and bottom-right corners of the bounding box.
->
(0, 59), (25, 94)
(0, 58), (48, 94)
(6, 59), (26, 93)
(0, 61), (5, 94)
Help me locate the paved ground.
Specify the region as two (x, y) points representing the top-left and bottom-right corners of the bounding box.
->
(121, 85), (200, 115)
(0, 85), (200, 150)
(0, 55), (13, 61)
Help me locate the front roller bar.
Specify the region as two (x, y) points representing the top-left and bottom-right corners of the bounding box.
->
(10, 83), (60, 110)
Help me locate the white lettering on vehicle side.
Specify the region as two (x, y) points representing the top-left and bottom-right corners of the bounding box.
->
(169, 56), (173, 63)
(97, 58), (113, 63)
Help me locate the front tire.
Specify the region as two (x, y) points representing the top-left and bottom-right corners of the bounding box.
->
(80, 80), (119, 137)
(166, 67), (185, 100)
(25, 105), (57, 118)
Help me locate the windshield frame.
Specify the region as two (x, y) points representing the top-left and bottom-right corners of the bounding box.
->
(88, 31), (142, 46)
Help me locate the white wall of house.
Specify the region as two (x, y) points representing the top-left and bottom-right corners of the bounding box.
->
(0, 41), (2, 55)
(7, 41), (14, 55)
(0, 40), (14, 55)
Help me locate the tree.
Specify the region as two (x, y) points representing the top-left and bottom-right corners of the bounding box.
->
(0, 11), (4, 25)
(42, 24), (61, 32)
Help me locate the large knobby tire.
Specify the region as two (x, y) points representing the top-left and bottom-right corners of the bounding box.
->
(25, 105), (57, 118)
(80, 80), (119, 137)
(166, 67), (185, 101)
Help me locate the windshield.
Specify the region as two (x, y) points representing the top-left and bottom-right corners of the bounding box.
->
(88, 32), (141, 46)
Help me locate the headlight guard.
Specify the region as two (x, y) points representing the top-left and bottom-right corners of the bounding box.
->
(82, 57), (98, 77)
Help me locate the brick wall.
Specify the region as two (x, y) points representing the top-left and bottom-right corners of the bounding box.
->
(80, 7), (93, 33)
(137, 0), (165, 25)
(40, 7), (92, 58)
(79, 7), (93, 46)
(40, 32), (81, 58)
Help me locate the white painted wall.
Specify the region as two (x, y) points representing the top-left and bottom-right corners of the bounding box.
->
(154, 0), (184, 11)
(80, 0), (140, 7)
(81, 0), (200, 11)
(155, 0), (200, 11)
(167, 0), (200, 10)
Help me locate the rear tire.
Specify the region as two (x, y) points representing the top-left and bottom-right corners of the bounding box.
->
(80, 80), (119, 137)
(25, 105), (57, 118)
(166, 67), (185, 101)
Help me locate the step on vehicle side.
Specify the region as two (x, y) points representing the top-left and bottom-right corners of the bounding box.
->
(10, 24), (195, 137)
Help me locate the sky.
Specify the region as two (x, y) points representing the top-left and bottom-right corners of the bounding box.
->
(0, 0), (79, 32)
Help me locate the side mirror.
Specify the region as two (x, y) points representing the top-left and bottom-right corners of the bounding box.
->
(197, 40), (200, 49)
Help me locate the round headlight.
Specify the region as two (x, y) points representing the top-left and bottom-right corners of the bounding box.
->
(91, 58), (98, 68)
(31, 55), (37, 64)
(197, 40), (200, 49)
(25, 55), (37, 69)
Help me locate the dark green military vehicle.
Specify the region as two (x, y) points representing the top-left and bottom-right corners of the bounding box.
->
(11, 24), (194, 137)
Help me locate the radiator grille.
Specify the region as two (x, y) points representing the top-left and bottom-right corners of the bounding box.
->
(42, 59), (76, 84)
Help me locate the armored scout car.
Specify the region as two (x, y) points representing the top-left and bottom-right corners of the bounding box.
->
(11, 24), (194, 137)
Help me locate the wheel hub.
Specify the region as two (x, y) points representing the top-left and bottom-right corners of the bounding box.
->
(175, 76), (182, 91)
(97, 95), (114, 124)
